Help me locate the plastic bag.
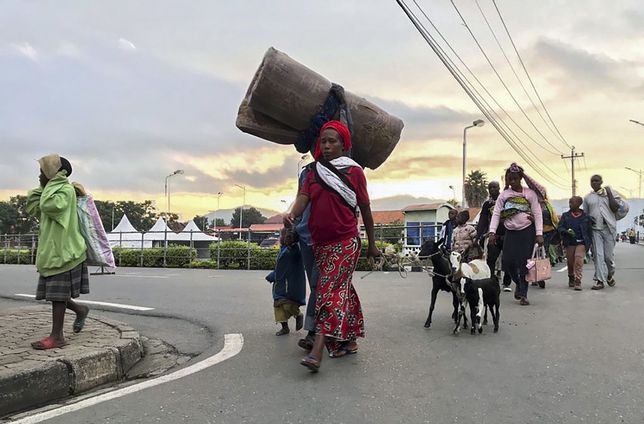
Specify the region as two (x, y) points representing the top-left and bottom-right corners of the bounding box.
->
(77, 194), (116, 268)
(615, 198), (629, 221)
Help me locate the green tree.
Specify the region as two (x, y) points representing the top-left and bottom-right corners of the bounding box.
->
(9, 196), (39, 233)
(192, 215), (211, 232)
(0, 201), (18, 234)
(214, 218), (226, 228)
(464, 170), (488, 208)
(94, 200), (118, 232)
(95, 200), (162, 232)
(229, 207), (266, 228)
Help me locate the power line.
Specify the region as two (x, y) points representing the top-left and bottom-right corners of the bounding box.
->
(449, 0), (565, 157)
(410, 0), (562, 163)
(399, 0), (568, 188)
(401, 0), (567, 188)
(492, 0), (572, 150)
(473, 0), (564, 154)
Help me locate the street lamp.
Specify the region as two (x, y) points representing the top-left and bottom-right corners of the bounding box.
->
(462, 119), (485, 208)
(297, 154), (309, 179)
(164, 169), (184, 216)
(619, 186), (634, 198)
(625, 167), (642, 199)
(629, 119), (644, 127)
(234, 184), (246, 240)
(108, 201), (116, 231)
(215, 192), (223, 229)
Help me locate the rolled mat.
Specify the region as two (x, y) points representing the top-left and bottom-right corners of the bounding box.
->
(236, 47), (404, 170)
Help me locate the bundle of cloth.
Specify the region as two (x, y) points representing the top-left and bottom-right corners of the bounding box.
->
(236, 47), (404, 170)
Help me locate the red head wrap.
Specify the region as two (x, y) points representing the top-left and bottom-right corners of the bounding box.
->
(313, 120), (352, 160)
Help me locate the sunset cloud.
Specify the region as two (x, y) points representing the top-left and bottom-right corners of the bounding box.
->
(1, 1), (642, 219)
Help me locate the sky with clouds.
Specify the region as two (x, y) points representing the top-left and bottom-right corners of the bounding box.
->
(1, 0), (642, 220)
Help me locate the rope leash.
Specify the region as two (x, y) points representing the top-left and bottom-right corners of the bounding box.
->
(360, 251), (446, 280)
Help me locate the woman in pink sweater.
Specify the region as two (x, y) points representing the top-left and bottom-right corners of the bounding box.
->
(488, 163), (544, 305)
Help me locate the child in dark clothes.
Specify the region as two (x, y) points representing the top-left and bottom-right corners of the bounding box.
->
(265, 228), (306, 335)
(557, 196), (592, 291)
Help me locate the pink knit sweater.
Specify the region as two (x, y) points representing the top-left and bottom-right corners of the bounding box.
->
(489, 187), (543, 235)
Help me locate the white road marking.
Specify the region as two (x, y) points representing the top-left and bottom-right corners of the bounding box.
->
(557, 266), (568, 273)
(14, 294), (155, 311)
(110, 274), (170, 279)
(10, 333), (243, 424)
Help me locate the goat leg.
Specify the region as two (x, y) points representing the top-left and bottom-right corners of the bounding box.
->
(425, 287), (439, 328)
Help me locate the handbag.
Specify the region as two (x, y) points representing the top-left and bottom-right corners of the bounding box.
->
(77, 193), (116, 268)
(526, 244), (551, 283)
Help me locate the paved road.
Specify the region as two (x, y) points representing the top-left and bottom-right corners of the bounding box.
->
(1, 243), (643, 423)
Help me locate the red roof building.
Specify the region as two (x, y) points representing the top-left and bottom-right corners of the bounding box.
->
(249, 223), (283, 232)
(358, 210), (404, 226)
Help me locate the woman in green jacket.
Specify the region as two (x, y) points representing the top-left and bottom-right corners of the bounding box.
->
(27, 154), (89, 349)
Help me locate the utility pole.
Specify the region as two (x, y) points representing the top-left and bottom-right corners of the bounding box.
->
(561, 146), (584, 196)
(625, 167), (642, 199)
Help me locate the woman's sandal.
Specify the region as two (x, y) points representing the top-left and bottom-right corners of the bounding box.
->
(31, 337), (67, 350)
(300, 354), (321, 372)
(329, 344), (359, 358)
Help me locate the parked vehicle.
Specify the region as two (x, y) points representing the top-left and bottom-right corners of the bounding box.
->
(260, 237), (280, 248)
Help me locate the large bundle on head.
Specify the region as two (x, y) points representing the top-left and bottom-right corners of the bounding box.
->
(236, 47), (404, 170)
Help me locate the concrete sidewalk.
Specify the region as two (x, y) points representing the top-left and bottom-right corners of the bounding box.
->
(0, 305), (143, 417)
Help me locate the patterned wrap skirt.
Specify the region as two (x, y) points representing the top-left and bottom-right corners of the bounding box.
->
(313, 237), (364, 348)
(36, 262), (89, 302)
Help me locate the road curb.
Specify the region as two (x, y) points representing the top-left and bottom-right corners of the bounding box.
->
(0, 313), (144, 417)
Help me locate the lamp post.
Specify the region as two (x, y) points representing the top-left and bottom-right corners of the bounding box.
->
(110, 201), (116, 231)
(625, 167), (642, 199)
(164, 169), (184, 217)
(215, 192), (223, 229)
(297, 154), (309, 179)
(234, 184), (246, 240)
(462, 119), (485, 208)
(619, 186), (635, 198)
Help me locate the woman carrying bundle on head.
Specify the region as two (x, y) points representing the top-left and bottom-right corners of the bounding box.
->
(284, 120), (380, 373)
(487, 163), (544, 306)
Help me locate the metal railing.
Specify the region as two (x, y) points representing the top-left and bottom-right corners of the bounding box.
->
(1, 224), (444, 270)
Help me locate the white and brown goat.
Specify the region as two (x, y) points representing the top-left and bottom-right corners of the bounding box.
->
(449, 251), (491, 334)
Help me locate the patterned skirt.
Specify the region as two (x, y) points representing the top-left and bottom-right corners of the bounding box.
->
(36, 262), (89, 302)
(313, 237), (364, 348)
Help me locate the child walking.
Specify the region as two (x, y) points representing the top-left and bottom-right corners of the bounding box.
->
(557, 196), (592, 291)
(452, 210), (479, 261)
(265, 228), (306, 335)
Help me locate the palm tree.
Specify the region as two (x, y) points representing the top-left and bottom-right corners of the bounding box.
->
(464, 170), (488, 207)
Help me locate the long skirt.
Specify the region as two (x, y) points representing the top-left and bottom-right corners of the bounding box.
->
(36, 262), (89, 302)
(313, 237), (364, 351)
(502, 225), (535, 298)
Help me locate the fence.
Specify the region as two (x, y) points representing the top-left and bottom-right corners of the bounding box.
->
(1, 223), (443, 270)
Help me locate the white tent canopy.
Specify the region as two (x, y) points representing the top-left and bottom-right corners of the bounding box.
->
(107, 215), (146, 248)
(175, 220), (218, 242)
(144, 217), (179, 242)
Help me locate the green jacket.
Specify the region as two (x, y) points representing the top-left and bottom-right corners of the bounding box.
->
(27, 172), (87, 277)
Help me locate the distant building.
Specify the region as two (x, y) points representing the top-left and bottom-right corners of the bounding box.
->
(402, 203), (455, 254)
